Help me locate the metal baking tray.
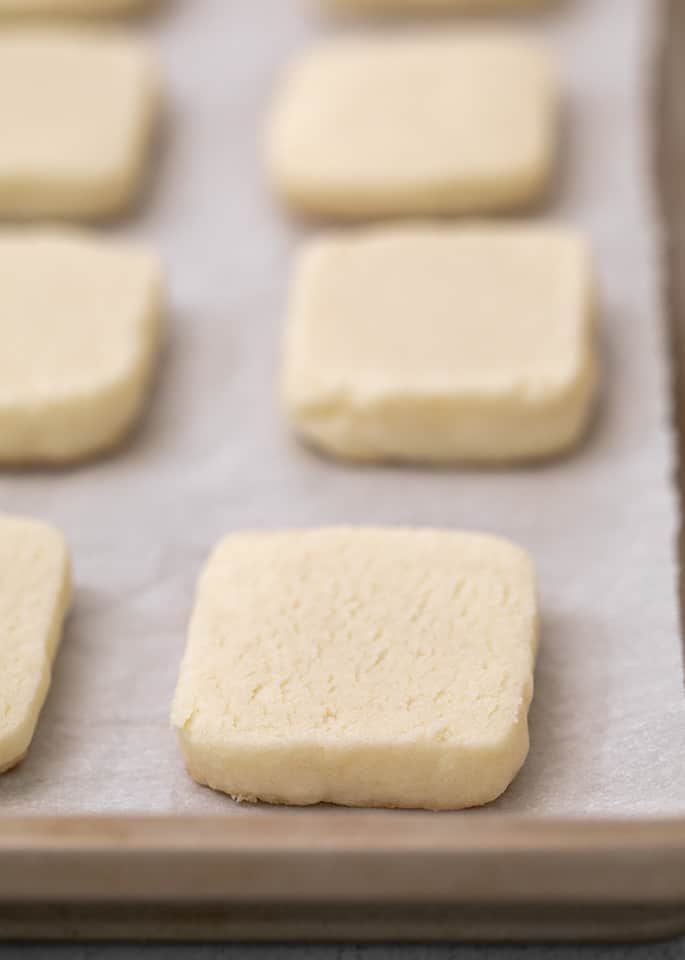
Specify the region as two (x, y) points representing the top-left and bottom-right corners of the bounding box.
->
(1, 0), (684, 941)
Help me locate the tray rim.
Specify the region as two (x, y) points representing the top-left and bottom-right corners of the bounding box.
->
(1, 816), (685, 941)
(1, 0), (684, 942)
(1, 815), (685, 904)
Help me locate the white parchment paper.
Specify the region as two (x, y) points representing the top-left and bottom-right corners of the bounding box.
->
(1, 0), (684, 818)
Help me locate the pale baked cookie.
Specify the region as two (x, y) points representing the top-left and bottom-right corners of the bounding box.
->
(267, 34), (556, 219)
(172, 528), (539, 811)
(0, 515), (71, 775)
(0, 0), (154, 14)
(0, 230), (163, 464)
(0, 28), (158, 219)
(282, 224), (598, 463)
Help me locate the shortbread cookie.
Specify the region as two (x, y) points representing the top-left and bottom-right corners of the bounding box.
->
(0, 0), (154, 14)
(172, 528), (539, 811)
(0, 29), (158, 219)
(0, 230), (163, 463)
(283, 225), (597, 463)
(0, 515), (71, 775)
(267, 34), (556, 219)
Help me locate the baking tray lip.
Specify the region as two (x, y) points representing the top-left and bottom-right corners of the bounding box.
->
(2, 812), (685, 849)
(1, 814), (684, 908)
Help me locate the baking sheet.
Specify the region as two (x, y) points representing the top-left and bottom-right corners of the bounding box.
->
(1, 0), (684, 818)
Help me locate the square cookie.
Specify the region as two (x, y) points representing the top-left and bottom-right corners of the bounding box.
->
(267, 34), (556, 219)
(171, 528), (539, 811)
(0, 230), (163, 463)
(0, 515), (71, 775)
(0, 28), (158, 219)
(282, 225), (598, 463)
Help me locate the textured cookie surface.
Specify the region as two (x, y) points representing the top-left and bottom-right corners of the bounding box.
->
(0, 515), (71, 775)
(267, 34), (556, 219)
(0, 231), (163, 463)
(283, 225), (597, 463)
(0, 0), (153, 13)
(0, 28), (157, 218)
(172, 528), (539, 811)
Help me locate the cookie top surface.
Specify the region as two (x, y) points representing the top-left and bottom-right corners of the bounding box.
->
(172, 528), (538, 749)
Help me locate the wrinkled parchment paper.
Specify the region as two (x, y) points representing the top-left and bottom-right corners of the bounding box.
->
(1, 0), (684, 817)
